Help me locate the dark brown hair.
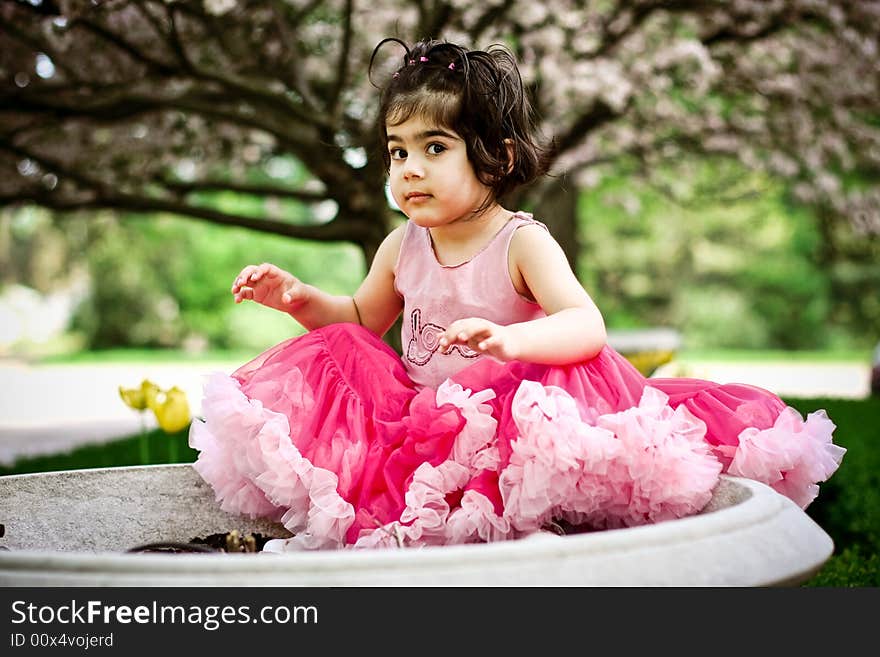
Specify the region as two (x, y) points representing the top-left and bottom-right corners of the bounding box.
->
(370, 38), (553, 204)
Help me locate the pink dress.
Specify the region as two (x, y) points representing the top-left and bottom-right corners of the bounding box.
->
(189, 213), (845, 551)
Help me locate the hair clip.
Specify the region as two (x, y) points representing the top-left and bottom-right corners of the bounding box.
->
(408, 59), (415, 65)
(419, 56), (429, 62)
(393, 72), (400, 78)
(448, 62), (455, 70)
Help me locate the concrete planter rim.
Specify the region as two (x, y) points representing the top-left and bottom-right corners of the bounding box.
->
(0, 463), (833, 586)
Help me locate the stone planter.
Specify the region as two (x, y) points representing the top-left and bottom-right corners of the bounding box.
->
(0, 463), (832, 586)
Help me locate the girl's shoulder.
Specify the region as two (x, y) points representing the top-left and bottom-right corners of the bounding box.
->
(509, 211), (550, 234)
(509, 213), (554, 247)
(373, 223), (408, 274)
(384, 221), (410, 274)
(381, 222), (408, 252)
(386, 222), (408, 245)
(508, 214), (567, 267)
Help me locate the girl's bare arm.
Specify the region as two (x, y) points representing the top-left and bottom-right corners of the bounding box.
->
(231, 225), (405, 335)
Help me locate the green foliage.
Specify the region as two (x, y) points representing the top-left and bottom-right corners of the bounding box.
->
(787, 396), (880, 587)
(71, 214), (187, 348)
(818, 209), (880, 351)
(69, 213), (365, 351)
(577, 160), (876, 350)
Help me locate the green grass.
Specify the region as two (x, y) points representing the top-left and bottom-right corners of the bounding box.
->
(787, 396), (880, 587)
(1, 396), (876, 586)
(36, 348), (257, 365)
(0, 426), (197, 477)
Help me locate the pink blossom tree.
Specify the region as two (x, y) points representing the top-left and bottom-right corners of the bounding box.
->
(2, 0), (878, 266)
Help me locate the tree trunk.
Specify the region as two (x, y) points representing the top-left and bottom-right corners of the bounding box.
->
(530, 174), (580, 271)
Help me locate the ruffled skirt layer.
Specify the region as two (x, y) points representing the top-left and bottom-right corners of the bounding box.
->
(189, 323), (844, 551)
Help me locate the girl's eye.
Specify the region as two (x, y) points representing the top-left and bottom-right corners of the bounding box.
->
(427, 143), (446, 155)
(389, 147), (407, 160)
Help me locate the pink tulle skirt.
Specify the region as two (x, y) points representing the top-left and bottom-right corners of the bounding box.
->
(189, 323), (845, 551)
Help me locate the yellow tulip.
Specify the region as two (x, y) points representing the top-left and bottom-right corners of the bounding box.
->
(151, 386), (191, 433)
(118, 385), (145, 410)
(118, 379), (161, 412)
(119, 384), (144, 411)
(140, 379), (160, 410)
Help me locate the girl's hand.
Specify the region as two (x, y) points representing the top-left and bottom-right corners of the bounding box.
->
(231, 263), (310, 313)
(439, 318), (520, 362)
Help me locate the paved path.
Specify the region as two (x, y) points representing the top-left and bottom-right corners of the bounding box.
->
(652, 360), (871, 400)
(0, 359), (239, 465)
(0, 357), (871, 466)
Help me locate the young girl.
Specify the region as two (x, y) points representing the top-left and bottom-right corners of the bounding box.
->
(189, 38), (845, 551)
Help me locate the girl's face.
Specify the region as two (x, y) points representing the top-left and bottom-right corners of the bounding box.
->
(386, 114), (493, 228)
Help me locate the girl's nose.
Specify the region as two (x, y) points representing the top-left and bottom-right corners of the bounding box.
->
(403, 157), (424, 180)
